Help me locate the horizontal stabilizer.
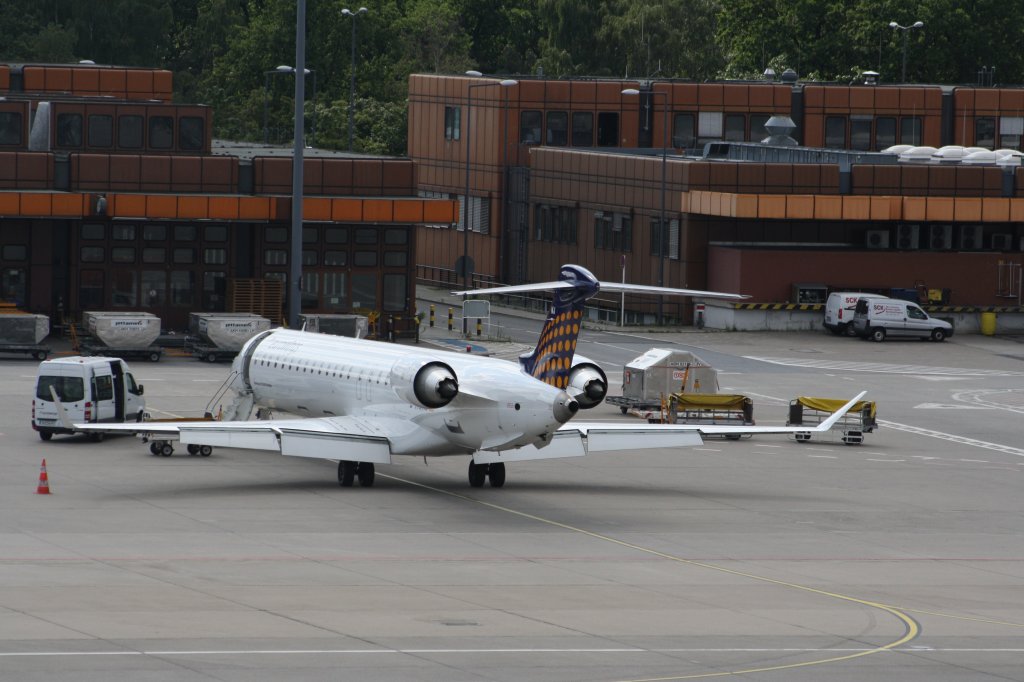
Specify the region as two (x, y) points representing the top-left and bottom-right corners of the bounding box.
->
(453, 279), (749, 301)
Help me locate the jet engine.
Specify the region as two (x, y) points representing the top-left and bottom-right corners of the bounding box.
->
(567, 355), (608, 409)
(391, 359), (459, 408)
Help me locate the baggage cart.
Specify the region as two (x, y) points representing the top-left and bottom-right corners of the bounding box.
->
(787, 396), (877, 445)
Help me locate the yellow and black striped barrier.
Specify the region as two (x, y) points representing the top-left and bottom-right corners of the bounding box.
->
(733, 303), (824, 311)
(925, 305), (1024, 313)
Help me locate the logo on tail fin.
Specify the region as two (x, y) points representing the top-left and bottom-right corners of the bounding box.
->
(520, 265), (599, 386)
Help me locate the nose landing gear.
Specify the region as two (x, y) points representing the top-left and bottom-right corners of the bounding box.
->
(468, 460), (505, 488)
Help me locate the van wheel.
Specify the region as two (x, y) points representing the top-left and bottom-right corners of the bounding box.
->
(39, 430), (53, 441)
(149, 352), (161, 362)
(870, 328), (886, 342)
(930, 328), (946, 342)
(89, 432), (105, 443)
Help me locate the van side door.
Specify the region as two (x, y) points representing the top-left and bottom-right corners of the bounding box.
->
(905, 304), (930, 337)
(91, 370), (117, 422)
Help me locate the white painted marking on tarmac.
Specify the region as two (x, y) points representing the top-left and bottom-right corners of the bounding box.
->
(2, 647), (1022, 658)
(959, 459), (990, 463)
(694, 448), (721, 452)
(879, 420), (1024, 458)
(915, 403), (991, 410)
(808, 455), (837, 459)
(744, 356), (1024, 377)
(866, 458), (904, 462)
(753, 444), (782, 449)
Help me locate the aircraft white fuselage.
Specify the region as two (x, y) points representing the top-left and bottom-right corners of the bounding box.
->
(236, 329), (574, 456)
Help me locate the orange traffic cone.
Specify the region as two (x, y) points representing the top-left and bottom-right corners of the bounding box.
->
(36, 458), (50, 495)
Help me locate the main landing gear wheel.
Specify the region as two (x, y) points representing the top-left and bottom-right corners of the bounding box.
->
(357, 463), (375, 487)
(338, 461), (356, 487)
(468, 460), (487, 487)
(487, 462), (506, 488)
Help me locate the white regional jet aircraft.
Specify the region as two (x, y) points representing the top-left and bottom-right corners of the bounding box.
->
(75, 264), (863, 488)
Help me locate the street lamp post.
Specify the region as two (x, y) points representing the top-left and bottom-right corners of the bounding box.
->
(342, 7), (367, 151)
(289, 0), (307, 331)
(263, 65), (314, 145)
(462, 74), (517, 334)
(622, 88), (669, 325)
(889, 20), (924, 83)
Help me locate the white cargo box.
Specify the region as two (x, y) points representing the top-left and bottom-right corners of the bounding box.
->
(0, 314), (49, 345)
(82, 312), (161, 348)
(621, 348), (720, 402)
(191, 313), (272, 350)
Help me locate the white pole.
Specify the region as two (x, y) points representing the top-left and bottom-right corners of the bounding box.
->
(620, 254), (626, 326)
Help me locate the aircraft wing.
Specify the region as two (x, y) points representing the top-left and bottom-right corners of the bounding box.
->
(472, 392), (866, 464)
(73, 416), (397, 465)
(453, 280), (749, 300)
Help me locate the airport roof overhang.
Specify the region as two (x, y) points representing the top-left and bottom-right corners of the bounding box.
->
(0, 191), (459, 223)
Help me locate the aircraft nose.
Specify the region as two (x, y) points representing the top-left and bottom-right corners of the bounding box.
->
(552, 390), (580, 423)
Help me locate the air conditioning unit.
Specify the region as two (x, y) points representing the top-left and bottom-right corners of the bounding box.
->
(866, 230), (890, 249)
(896, 224), (919, 249)
(990, 233), (1012, 251)
(929, 224), (953, 250)
(959, 225), (982, 250)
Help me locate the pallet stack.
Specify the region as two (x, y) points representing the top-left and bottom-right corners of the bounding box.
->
(227, 279), (283, 324)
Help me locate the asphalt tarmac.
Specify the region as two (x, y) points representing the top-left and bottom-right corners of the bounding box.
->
(1, 324), (1022, 681)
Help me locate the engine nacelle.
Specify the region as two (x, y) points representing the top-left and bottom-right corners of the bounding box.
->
(567, 356), (607, 409)
(391, 359), (459, 408)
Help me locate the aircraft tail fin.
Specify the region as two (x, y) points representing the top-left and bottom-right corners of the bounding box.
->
(519, 265), (597, 387)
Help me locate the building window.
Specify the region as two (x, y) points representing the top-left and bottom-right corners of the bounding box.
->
(444, 105), (461, 141)
(118, 115), (144, 149)
(170, 271), (194, 305)
(597, 112), (619, 147)
(749, 114), (770, 142)
(572, 112), (593, 147)
(302, 250), (318, 266)
(850, 116), (872, 151)
(354, 251), (377, 267)
(111, 247), (135, 263)
(112, 224), (135, 241)
(384, 251), (407, 267)
(142, 271), (166, 305)
(825, 116), (846, 148)
(112, 271), (137, 307)
(149, 116), (174, 149)
(383, 273), (406, 311)
(595, 213), (631, 252)
(876, 117), (897, 149)
(698, 111), (723, 142)
(174, 224), (197, 241)
(323, 271), (347, 310)
(673, 113), (695, 148)
(205, 224), (228, 241)
(351, 273), (377, 309)
(650, 217), (679, 260)
(203, 272), (226, 310)
(1, 244), (27, 260)
(520, 110), (542, 144)
(325, 226), (348, 244)
(143, 247), (165, 263)
(87, 114), (113, 148)
(143, 224), (167, 241)
(546, 111), (568, 146)
(724, 114), (745, 142)
(81, 223), (105, 240)
(975, 117), (996, 149)
(264, 249), (287, 265)
(534, 204), (577, 244)
(56, 113), (83, 147)
(179, 116), (204, 151)
(173, 248), (194, 264)
(265, 226), (288, 243)
(384, 228), (408, 245)
(80, 270), (104, 309)
(81, 246), (104, 262)
(900, 116), (921, 145)
(301, 272), (318, 310)
(0, 112), (22, 146)
(355, 228), (378, 244)
(1000, 116), (1023, 150)
(324, 251), (346, 266)
(303, 226), (318, 244)
(203, 248), (227, 265)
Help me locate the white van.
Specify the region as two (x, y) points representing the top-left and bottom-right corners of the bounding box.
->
(824, 291), (887, 336)
(32, 356), (146, 440)
(852, 298), (953, 342)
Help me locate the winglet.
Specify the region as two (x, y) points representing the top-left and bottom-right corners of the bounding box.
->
(813, 391), (867, 432)
(49, 386), (76, 432)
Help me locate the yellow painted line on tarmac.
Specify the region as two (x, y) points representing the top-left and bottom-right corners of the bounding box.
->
(381, 473), (921, 682)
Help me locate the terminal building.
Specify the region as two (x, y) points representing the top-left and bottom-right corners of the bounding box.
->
(0, 62), (457, 331)
(408, 73), (1024, 325)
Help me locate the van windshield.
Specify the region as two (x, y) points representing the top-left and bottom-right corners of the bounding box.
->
(36, 376), (85, 402)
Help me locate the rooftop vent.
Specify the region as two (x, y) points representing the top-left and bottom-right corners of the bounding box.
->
(780, 68), (799, 83)
(760, 115), (798, 146)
